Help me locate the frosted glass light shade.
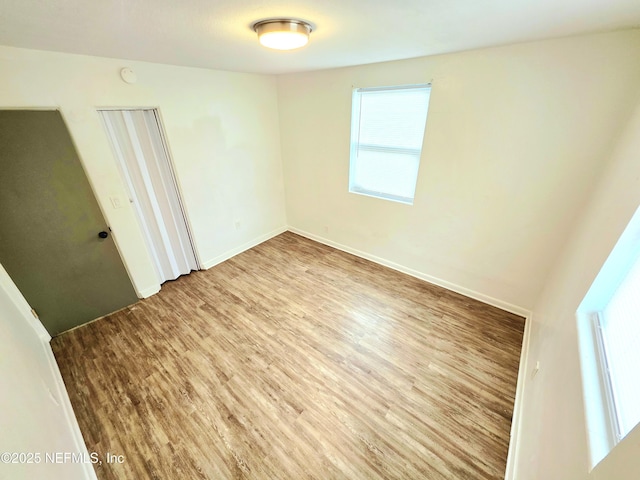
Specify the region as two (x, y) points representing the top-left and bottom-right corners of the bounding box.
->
(253, 20), (312, 50)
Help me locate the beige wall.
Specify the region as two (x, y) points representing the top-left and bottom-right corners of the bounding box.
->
(3, 28), (640, 480)
(0, 265), (96, 480)
(0, 47), (286, 479)
(0, 45), (287, 297)
(277, 30), (640, 312)
(515, 97), (640, 479)
(0, 45), (286, 480)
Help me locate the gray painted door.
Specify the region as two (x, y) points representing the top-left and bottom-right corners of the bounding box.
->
(0, 110), (138, 335)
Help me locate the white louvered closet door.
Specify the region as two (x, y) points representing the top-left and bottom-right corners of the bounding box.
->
(100, 109), (199, 283)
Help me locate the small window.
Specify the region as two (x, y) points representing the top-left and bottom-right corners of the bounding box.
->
(348, 84), (431, 205)
(596, 255), (640, 440)
(578, 206), (640, 467)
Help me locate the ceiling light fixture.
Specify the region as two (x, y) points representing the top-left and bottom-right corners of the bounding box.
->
(253, 19), (312, 51)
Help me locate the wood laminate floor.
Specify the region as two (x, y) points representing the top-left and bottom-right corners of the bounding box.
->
(52, 232), (525, 480)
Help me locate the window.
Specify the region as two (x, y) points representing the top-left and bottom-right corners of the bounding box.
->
(348, 84), (431, 204)
(578, 206), (640, 467)
(596, 255), (640, 440)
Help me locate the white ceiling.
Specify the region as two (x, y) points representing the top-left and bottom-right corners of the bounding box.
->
(0, 0), (639, 74)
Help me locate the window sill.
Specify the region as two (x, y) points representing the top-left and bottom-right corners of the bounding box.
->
(348, 187), (414, 205)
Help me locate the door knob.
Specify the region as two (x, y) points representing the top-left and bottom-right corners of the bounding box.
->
(98, 231), (109, 239)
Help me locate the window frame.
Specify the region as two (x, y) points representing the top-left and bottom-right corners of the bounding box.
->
(348, 83), (431, 205)
(578, 205), (640, 468)
(593, 312), (624, 443)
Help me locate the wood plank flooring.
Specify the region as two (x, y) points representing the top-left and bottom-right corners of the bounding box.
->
(52, 232), (525, 480)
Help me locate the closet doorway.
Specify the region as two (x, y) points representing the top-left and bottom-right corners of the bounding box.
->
(99, 109), (199, 284)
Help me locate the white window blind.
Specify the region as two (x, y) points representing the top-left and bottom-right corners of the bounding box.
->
(349, 84), (431, 204)
(600, 253), (640, 439)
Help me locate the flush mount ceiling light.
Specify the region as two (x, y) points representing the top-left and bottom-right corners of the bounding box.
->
(253, 19), (312, 50)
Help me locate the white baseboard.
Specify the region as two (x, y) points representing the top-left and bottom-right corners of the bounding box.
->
(137, 284), (161, 299)
(201, 226), (288, 270)
(42, 339), (98, 480)
(505, 312), (533, 480)
(287, 227), (531, 318)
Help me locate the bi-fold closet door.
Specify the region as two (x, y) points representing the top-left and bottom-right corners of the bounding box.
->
(99, 109), (199, 284)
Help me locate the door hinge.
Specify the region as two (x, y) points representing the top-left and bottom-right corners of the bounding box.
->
(30, 308), (39, 319)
